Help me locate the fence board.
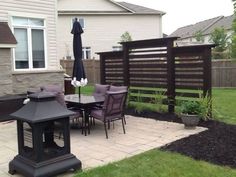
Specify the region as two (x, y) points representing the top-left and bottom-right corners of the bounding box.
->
(60, 59), (100, 85)
(212, 60), (236, 87)
(60, 60), (236, 88)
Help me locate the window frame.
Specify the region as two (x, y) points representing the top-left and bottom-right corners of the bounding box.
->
(82, 47), (91, 60)
(12, 16), (47, 71)
(71, 18), (85, 29)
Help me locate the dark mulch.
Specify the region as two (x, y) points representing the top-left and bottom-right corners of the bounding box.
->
(125, 108), (236, 169)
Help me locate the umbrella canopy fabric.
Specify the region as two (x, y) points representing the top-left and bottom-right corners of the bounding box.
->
(71, 18), (88, 87)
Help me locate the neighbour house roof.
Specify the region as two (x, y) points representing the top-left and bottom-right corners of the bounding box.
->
(204, 15), (234, 35)
(169, 15), (234, 39)
(0, 22), (17, 47)
(58, 0), (165, 15)
(115, 1), (165, 15)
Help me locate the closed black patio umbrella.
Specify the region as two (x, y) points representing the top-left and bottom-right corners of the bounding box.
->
(71, 18), (88, 96)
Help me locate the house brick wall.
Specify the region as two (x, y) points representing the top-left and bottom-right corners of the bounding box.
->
(0, 50), (64, 96)
(0, 48), (13, 96)
(12, 70), (64, 94)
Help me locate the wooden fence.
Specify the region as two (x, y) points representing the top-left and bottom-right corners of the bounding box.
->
(98, 37), (215, 113)
(212, 59), (236, 87)
(60, 59), (100, 84)
(60, 59), (236, 88)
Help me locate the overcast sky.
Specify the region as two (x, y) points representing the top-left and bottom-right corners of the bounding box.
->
(117, 0), (234, 35)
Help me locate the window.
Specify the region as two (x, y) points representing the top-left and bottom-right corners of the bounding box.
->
(12, 17), (46, 70)
(82, 47), (91, 59)
(112, 46), (122, 51)
(72, 18), (85, 29)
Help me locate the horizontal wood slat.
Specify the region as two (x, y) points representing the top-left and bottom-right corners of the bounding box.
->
(129, 53), (167, 59)
(175, 85), (203, 90)
(130, 89), (166, 95)
(176, 92), (201, 98)
(129, 63), (167, 68)
(131, 49), (167, 53)
(175, 74), (203, 79)
(175, 63), (204, 68)
(130, 73), (167, 78)
(175, 58), (203, 62)
(130, 83), (167, 88)
(105, 65), (123, 69)
(105, 73), (124, 77)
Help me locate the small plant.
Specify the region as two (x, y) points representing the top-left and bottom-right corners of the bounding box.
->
(120, 31), (132, 42)
(180, 100), (203, 128)
(180, 92), (212, 120)
(198, 92), (212, 120)
(152, 90), (166, 112)
(180, 100), (202, 116)
(134, 103), (145, 115)
(135, 90), (143, 103)
(133, 90), (145, 115)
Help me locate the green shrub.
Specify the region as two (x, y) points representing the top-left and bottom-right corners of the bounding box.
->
(180, 101), (202, 115)
(180, 95), (212, 120)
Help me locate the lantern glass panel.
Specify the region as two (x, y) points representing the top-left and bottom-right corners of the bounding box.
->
(23, 122), (33, 149)
(22, 122), (36, 161)
(42, 120), (66, 161)
(53, 120), (65, 148)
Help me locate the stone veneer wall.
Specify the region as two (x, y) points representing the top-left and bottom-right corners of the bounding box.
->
(0, 48), (13, 96)
(12, 70), (64, 94)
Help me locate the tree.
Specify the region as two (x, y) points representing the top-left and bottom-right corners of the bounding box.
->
(209, 27), (229, 59)
(120, 31), (132, 42)
(231, 0), (236, 58)
(194, 30), (204, 42)
(233, 0), (236, 13)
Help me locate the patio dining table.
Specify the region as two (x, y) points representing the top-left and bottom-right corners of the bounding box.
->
(64, 94), (104, 136)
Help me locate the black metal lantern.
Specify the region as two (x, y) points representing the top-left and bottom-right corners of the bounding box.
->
(9, 91), (81, 177)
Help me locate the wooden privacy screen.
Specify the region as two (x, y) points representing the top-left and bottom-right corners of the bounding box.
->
(98, 37), (215, 113)
(99, 51), (124, 85)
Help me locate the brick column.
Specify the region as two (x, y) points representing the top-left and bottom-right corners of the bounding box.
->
(0, 48), (13, 96)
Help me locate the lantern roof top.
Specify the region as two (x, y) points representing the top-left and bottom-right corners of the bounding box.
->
(11, 91), (75, 123)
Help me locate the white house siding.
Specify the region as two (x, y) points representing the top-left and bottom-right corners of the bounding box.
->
(0, 0), (59, 70)
(57, 14), (162, 59)
(58, 0), (126, 12)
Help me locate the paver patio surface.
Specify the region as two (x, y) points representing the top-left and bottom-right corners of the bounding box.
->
(0, 115), (207, 177)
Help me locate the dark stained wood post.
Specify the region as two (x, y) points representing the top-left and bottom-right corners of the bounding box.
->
(99, 54), (106, 84)
(203, 47), (212, 97)
(203, 46), (213, 117)
(166, 39), (175, 113)
(122, 43), (130, 86)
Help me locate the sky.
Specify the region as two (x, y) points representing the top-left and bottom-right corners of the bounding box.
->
(117, 0), (234, 35)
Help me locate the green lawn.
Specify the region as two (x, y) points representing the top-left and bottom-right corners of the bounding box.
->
(212, 88), (236, 125)
(74, 150), (236, 177)
(76, 86), (236, 177)
(78, 86), (95, 95)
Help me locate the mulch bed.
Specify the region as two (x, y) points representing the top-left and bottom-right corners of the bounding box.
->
(125, 108), (236, 169)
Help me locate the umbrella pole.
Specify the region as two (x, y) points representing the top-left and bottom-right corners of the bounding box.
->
(78, 86), (81, 99)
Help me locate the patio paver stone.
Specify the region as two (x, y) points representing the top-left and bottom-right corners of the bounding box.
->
(0, 115), (207, 177)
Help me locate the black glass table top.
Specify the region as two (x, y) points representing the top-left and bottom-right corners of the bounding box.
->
(64, 94), (104, 105)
